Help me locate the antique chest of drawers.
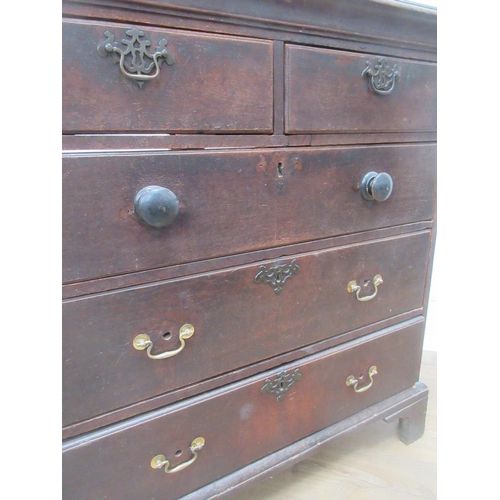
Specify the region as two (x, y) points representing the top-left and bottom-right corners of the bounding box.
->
(62, 1), (437, 498)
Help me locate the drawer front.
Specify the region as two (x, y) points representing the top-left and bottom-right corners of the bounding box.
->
(62, 20), (273, 133)
(63, 231), (430, 427)
(62, 144), (436, 283)
(62, 319), (424, 500)
(285, 45), (436, 134)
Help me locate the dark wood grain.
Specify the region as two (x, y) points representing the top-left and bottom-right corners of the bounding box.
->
(286, 45), (437, 134)
(273, 41), (285, 136)
(62, 133), (288, 152)
(62, 20), (273, 133)
(287, 131), (438, 148)
(62, 308), (424, 440)
(62, 231), (430, 427)
(183, 380), (430, 500)
(61, 1), (437, 497)
(62, 221), (432, 300)
(62, 318), (425, 500)
(184, 382), (430, 500)
(62, 131), (437, 152)
(62, 144), (436, 283)
(62, 0), (437, 59)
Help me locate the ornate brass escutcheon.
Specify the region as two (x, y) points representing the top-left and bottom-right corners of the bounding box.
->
(133, 324), (194, 360)
(254, 259), (300, 295)
(97, 27), (175, 87)
(346, 366), (378, 393)
(261, 368), (302, 401)
(151, 437), (205, 474)
(347, 274), (383, 302)
(362, 57), (400, 95)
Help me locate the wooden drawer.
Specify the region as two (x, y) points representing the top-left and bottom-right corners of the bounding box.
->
(62, 318), (424, 500)
(285, 45), (437, 134)
(62, 144), (436, 283)
(62, 20), (273, 133)
(63, 230), (430, 427)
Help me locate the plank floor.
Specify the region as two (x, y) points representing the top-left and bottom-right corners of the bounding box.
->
(231, 350), (437, 500)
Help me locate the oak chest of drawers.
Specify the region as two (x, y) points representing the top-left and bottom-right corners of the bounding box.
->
(62, 1), (437, 498)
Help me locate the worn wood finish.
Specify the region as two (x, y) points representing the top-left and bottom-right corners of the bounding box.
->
(62, 20), (273, 133)
(62, 131), (437, 152)
(63, 230), (430, 427)
(62, 221), (432, 299)
(63, 308), (424, 440)
(187, 379), (431, 500)
(62, 1), (437, 497)
(228, 351), (435, 500)
(288, 132), (438, 148)
(62, 144), (436, 283)
(62, 1), (437, 60)
(62, 319), (425, 500)
(286, 46), (437, 134)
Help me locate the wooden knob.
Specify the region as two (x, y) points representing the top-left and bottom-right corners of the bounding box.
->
(360, 172), (393, 202)
(134, 185), (179, 228)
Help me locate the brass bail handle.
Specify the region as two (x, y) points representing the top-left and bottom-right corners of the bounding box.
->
(347, 274), (383, 302)
(151, 437), (205, 474)
(361, 57), (400, 95)
(346, 366), (378, 393)
(133, 324), (194, 360)
(97, 28), (175, 88)
(116, 47), (165, 83)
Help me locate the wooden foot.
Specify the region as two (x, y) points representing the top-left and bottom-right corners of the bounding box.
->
(384, 385), (428, 445)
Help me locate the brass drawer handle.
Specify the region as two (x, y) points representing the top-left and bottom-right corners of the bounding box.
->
(362, 57), (400, 95)
(346, 366), (378, 393)
(133, 324), (194, 360)
(151, 437), (205, 474)
(347, 274), (383, 302)
(97, 27), (175, 88)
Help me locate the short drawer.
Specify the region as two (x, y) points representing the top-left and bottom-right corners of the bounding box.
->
(62, 231), (430, 427)
(62, 318), (425, 500)
(285, 45), (436, 134)
(62, 144), (436, 283)
(62, 20), (273, 133)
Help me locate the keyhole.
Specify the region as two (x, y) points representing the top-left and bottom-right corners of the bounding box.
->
(277, 162), (284, 177)
(175, 450), (182, 457)
(162, 331), (172, 340)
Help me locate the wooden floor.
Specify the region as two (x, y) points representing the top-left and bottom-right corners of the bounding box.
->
(232, 350), (437, 500)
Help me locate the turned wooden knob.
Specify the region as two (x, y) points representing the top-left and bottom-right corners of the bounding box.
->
(134, 185), (179, 228)
(360, 171), (393, 202)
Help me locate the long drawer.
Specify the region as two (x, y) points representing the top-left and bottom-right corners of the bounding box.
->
(285, 45), (437, 134)
(63, 230), (430, 427)
(62, 20), (273, 133)
(62, 144), (436, 283)
(62, 318), (425, 500)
